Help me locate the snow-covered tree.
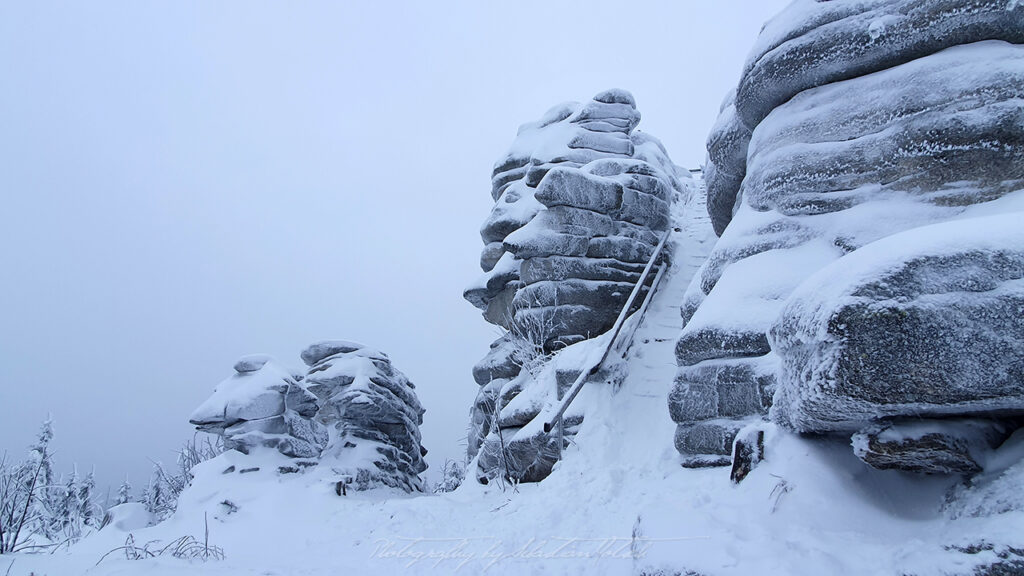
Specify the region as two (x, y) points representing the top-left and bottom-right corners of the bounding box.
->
(0, 419), (106, 552)
(26, 419), (59, 541)
(142, 470), (171, 520)
(116, 478), (133, 505)
(77, 471), (97, 529)
(142, 437), (222, 521)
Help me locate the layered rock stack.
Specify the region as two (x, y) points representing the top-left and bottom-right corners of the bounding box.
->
(771, 216), (1024, 473)
(672, 0), (1024, 469)
(465, 88), (680, 348)
(464, 89), (686, 481)
(302, 341), (428, 492)
(189, 355), (327, 459)
(190, 343), (427, 492)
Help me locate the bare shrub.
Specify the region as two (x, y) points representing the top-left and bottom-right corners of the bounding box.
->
(96, 513), (224, 565)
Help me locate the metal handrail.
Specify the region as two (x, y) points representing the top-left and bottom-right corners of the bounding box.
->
(615, 262), (668, 357)
(542, 228), (672, 434)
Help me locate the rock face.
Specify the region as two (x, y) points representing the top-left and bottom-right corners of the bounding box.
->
(704, 90), (749, 236)
(673, 0), (1024, 467)
(190, 341), (427, 492)
(704, 0), (1024, 235)
(302, 340), (428, 493)
(771, 216), (1024, 434)
(190, 357), (327, 459)
(465, 89), (686, 481)
(465, 88), (680, 350)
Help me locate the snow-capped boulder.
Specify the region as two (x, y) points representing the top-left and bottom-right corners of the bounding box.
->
(233, 353), (272, 373)
(190, 357), (327, 459)
(735, 0), (1024, 131)
(465, 89), (686, 481)
(702, 0), (1024, 234)
(302, 340), (427, 492)
(101, 502), (153, 531)
(674, 2), (1024, 467)
(771, 215), (1024, 434)
(743, 41), (1024, 219)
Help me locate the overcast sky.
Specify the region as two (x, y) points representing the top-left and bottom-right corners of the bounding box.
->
(0, 0), (790, 496)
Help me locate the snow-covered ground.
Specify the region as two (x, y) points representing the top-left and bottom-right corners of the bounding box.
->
(6, 186), (1023, 576)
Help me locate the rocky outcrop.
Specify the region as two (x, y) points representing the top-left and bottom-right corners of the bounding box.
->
(704, 90), (749, 236)
(703, 0), (1024, 234)
(302, 340), (427, 493)
(673, 0), (1024, 468)
(771, 216), (1024, 435)
(735, 0), (1024, 131)
(189, 355), (327, 459)
(466, 334), (519, 461)
(190, 343), (427, 493)
(465, 89), (687, 481)
(465, 89), (680, 350)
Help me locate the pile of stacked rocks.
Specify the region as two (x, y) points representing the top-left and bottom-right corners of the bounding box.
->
(465, 89), (686, 481)
(190, 342), (427, 492)
(672, 0), (1024, 470)
(302, 341), (427, 492)
(189, 355), (327, 459)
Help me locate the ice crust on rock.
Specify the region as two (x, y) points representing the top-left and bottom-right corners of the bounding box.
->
(302, 340), (427, 493)
(745, 42), (1024, 218)
(464, 89), (687, 482)
(675, 2), (1024, 467)
(736, 0), (1024, 130)
(770, 215), (1024, 433)
(190, 342), (427, 492)
(702, 0), (1024, 234)
(189, 356), (327, 459)
(464, 89), (683, 349)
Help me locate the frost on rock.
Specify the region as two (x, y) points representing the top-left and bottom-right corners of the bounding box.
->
(189, 342), (426, 493)
(736, 0), (1024, 130)
(704, 90), (750, 236)
(302, 340), (427, 493)
(703, 0), (1024, 234)
(190, 356), (327, 459)
(465, 88), (682, 347)
(675, 2), (1024, 468)
(771, 215), (1024, 434)
(465, 89), (686, 481)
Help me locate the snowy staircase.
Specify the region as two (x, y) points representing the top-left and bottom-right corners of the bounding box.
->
(547, 176), (718, 472)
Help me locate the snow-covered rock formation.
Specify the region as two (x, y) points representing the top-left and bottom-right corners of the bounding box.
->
(771, 216), (1024, 433)
(674, 0), (1024, 468)
(189, 355), (327, 459)
(465, 89), (688, 481)
(704, 0), (1024, 236)
(190, 343), (427, 492)
(465, 89), (680, 347)
(302, 340), (427, 492)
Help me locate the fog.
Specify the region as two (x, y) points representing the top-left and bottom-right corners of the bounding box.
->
(0, 0), (789, 496)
